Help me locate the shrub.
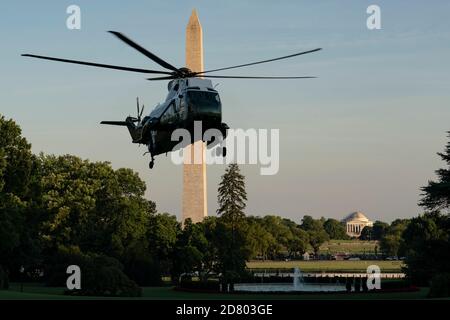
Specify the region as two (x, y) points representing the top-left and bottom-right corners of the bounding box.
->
(72, 254), (141, 297)
(429, 273), (450, 298)
(0, 265), (9, 290)
(123, 254), (162, 287)
(45, 246), (141, 297)
(45, 246), (86, 286)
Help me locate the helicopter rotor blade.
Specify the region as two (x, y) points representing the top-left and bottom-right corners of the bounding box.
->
(195, 48), (322, 75)
(146, 75), (315, 80)
(146, 75), (178, 81)
(201, 75), (317, 79)
(21, 54), (173, 75)
(108, 31), (180, 73)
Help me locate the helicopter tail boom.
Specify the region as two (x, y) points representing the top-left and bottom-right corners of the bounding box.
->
(101, 117), (144, 144)
(100, 121), (128, 126)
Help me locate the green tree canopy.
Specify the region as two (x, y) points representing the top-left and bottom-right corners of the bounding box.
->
(371, 220), (389, 240)
(0, 115), (35, 269)
(300, 215), (329, 255)
(36, 154), (153, 258)
(379, 219), (409, 257)
(420, 131), (450, 211)
(402, 212), (450, 285)
(323, 218), (348, 240)
(217, 163), (247, 222)
(215, 164), (249, 286)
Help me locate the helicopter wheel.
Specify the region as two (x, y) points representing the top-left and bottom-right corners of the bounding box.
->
(149, 159), (155, 169)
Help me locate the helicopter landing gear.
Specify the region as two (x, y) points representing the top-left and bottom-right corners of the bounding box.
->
(148, 153), (155, 169)
(149, 158), (155, 169)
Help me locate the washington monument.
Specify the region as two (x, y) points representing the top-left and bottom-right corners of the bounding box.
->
(182, 9), (207, 223)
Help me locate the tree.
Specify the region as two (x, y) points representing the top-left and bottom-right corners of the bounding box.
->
(401, 212), (450, 286)
(379, 219), (409, 257)
(287, 228), (309, 258)
(217, 163), (247, 222)
(300, 215), (329, 255)
(147, 212), (180, 275)
(260, 215), (292, 258)
(300, 215), (316, 231)
(172, 218), (217, 283)
(359, 226), (373, 240)
(0, 115), (37, 275)
(420, 131), (450, 211)
(212, 218), (249, 290)
(323, 218), (348, 240)
(371, 221), (389, 240)
(36, 155), (152, 257)
(245, 217), (276, 260)
(0, 115), (33, 197)
(216, 164), (248, 288)
(308, 229), (329, 256)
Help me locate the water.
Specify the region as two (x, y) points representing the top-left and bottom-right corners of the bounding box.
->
(234, 283), (346, 292)
(293, 267), (303, 289)
(234, 267), (346, 293)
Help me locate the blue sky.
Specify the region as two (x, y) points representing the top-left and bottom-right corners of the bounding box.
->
(1, 1), (449, 222)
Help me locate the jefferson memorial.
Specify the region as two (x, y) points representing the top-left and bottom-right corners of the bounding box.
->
(342, 211), (373, 237)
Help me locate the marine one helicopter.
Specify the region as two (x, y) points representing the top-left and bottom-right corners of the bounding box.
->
(22, 31), (321, 169)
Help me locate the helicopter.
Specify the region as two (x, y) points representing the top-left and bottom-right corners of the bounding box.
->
(22, 31), (321, 169)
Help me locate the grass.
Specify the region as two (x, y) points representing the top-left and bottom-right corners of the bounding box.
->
(0, 283), (431, 300)
(319, 240), (379, 254)
(0, 250), (410, 301)
(247, 260), (404, 273)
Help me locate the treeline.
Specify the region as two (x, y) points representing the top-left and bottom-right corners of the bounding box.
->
(0, 115), (347, 294)
(1, 115), (449, 297)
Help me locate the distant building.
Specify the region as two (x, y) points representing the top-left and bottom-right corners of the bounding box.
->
(342, 211), (373, 237)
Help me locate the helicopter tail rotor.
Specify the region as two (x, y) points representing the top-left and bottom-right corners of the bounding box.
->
(136, 97), (145, 123)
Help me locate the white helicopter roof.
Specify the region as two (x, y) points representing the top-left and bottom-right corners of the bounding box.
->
(185, 77), (213, 90)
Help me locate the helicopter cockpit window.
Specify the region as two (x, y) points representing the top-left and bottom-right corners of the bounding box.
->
(173, 83), (179, 91)
(187, 91), (221, 112)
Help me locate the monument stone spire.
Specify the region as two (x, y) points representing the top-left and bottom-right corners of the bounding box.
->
(182, 9), (207, 224)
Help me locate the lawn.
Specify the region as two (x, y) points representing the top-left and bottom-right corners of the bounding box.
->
(319, 240), (379, 254)
(247, 260), (404, 273)
(0, 283), (430, 300)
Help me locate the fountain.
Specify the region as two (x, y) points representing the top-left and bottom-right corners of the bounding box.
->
(234, 267), (347, 293)
(293, 267), (303, 289)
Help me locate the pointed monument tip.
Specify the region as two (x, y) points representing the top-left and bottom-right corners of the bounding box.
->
(188, 8), (200, 25)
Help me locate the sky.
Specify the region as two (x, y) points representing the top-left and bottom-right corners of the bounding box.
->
(1, 1), (449, 223)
